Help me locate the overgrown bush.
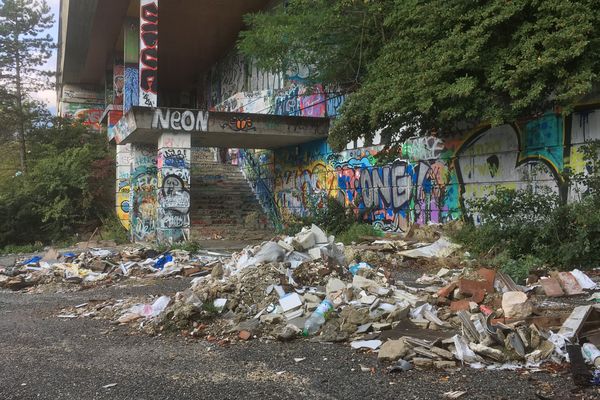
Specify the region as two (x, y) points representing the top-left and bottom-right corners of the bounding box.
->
(0, 118), (114, 247)
(453, 186), (559, 259)
(280, 193), (356, 236)
(337, 223), (383, 245)
(453, 141), (600, 272)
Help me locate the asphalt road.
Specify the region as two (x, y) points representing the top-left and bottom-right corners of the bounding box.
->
(1, 279), (598, 400)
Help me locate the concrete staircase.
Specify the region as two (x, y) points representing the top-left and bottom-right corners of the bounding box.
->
(189, 149), (274, 241)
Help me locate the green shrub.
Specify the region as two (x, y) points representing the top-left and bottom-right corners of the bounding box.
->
(99, 216), (130, 244)
(490, 252), (543, 284)
(452, 141), (600, 271)
(0, 242), (44, 255)
(452, 186), (559, 259)
(0, 119), (114, 248)
(337, 222), (383, 245)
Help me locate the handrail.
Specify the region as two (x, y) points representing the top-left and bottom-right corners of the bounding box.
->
(237, 149), (283, 231)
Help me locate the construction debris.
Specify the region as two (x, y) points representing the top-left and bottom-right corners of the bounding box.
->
(29, 224), (600, 383)
(0, 246), (229, 291)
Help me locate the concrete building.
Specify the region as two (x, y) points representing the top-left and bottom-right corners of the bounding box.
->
(57, 0), (600, 244)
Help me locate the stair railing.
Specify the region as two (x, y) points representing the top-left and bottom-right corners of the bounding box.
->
(237, 149), (283, 231)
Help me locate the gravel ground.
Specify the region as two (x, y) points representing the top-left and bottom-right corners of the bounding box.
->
(1, 278), (599, 400)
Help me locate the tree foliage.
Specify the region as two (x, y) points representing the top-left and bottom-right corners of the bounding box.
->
(0, 119), (115, 247)
(0, 0), (54, 170)
(238, 0), (600, 150)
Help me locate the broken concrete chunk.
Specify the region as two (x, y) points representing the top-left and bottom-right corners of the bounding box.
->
(260, 314), (283, 324)
(501, 291), (533, 319)
(412, 357), (434, 367)
(378, 339), (410, 362)
(430, 346), (455, 360)
(326, 277), (346, 296)
(310, 224), (329, 244)
(539, 277), (564, 297)
(350, 339), (382, 350)
(469, 343), (505, 362)
(433, 360), (457, 369)
(292, 230), (316, 251)
(277, 240), (294, 253)
(308, 247), (322, 260)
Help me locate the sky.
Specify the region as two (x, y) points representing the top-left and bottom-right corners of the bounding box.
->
(31, 0), (60, 115)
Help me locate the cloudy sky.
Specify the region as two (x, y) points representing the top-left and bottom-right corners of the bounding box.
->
(31, 0), (60, 114)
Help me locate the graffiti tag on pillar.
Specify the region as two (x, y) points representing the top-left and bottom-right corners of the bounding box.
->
(220, 116), (256, 132)
(152, 108), (209, 132)
(140, 0), (158, 107)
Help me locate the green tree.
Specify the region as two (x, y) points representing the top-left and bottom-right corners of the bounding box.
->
(0, 0), (54, 172)
(0, 118), (114, 247)
(238, 0), (600, 150)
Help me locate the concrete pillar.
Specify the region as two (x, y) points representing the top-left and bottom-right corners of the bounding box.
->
(140, 0), (158, 107)
(129, 144), (158, 242)
(124, 18), (139, 113)
(157, 133), (191, 243)
(115, 144), (131, 230)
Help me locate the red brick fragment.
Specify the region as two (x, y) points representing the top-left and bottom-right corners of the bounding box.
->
(477, 268), (496, 293)
(437, 282), (458, 298)
(450, 299), (471, 312)
(458, 279), (486, 303)
(238, 330), (251, 341)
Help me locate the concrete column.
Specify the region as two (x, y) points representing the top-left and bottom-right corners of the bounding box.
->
(124, 18), (139, 113)
(140, 0), (158, 107)
(115, 144), (131, 230)
(129, 144), (158, 242)
(157, 133), (191, 243)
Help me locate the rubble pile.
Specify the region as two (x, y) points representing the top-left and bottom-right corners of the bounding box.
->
(0, 246), (226, 291)
(55, 224), (600, 384)
(94, 225), (590, 375)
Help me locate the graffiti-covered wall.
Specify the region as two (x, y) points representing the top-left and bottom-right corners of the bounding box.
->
(207, 50), (599, 231)
(236, 109), (600, 232)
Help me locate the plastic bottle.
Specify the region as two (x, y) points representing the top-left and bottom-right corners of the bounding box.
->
(582, 343), (600, 367)
(303, 299), (333, 336)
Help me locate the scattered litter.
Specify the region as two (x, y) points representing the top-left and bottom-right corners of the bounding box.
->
(443, 391), (467, 399)
(102, 383), (117, 389)
(351, 340), (382, 350)
(34, 224), (600, 381)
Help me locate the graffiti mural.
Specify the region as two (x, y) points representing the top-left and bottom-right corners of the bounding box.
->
(130, 145), (158, 242)
(116, 144), (131, 229)
(151, 108), (208, 132)
(221, 116), (256, 132)
(62, 103), (104, 131)
(113, 61), (124, 105)
(236, 109), (600, 233)
(139, 0), (158, 107)
(157, 135), (191, 243)
(124, 65), (139, 113)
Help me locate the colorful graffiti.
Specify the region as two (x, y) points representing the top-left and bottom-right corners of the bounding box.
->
(62, 103), (104, 131)
(113, 61), (124, 105)
(124, 65), (139, 113)
(157, 134), (191, 243)
(139, 0), (158, 107)
(130, 145), (158, 242)
(116, 144), (131, 229)
(237, 109), (600, 233)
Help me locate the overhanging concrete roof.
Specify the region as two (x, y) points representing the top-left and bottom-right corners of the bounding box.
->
(58, 0), (271, 90)
(114, 107), (330, 149)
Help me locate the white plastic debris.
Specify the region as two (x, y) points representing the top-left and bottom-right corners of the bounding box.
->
(398, 237), (460, 259)
(570, 269), (596, 290)
(350, 339), (383, 350)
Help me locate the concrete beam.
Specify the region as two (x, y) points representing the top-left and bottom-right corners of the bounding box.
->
(114, 107), (330, 149)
